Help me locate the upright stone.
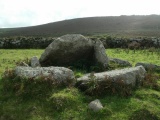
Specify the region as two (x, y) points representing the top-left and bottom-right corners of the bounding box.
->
(94, 40), (109, 68)
(31, 56), (40, 67)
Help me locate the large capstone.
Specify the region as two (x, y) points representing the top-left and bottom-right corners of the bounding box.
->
(39, 34), (108, 69)
(15, 66), (75, 85)
(77, 66), (146, 88)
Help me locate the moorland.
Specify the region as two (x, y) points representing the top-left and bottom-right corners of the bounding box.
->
(0, 15), (160, 120)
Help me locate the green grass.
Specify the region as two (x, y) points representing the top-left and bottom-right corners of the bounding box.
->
(0, 49), (44, 74)
(107, 48), (160, 66)
(0, 49), (160, 120)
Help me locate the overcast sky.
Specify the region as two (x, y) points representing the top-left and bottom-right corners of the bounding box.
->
(0, 0), (160, 28)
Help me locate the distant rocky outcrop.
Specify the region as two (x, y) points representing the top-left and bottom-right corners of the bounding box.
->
(39, 34), (109, 69)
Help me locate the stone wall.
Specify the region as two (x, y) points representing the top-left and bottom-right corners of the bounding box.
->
(0, 37), (55, 49)
(0, 36), (160, 49)
(95, 37), (160, 48)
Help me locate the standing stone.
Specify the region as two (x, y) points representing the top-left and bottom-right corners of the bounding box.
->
(94, 40), (109, 68)
(39, 34), (109, 69)
(88, 99), (103, 112)
(31, 56), (40, 67)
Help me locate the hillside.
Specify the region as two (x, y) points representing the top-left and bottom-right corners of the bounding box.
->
(1, 15), (160, 37)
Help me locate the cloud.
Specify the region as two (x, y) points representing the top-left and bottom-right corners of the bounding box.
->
(0, 0), (160, 28)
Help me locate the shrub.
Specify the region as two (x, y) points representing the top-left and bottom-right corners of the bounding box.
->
(142, 72), (160, 91)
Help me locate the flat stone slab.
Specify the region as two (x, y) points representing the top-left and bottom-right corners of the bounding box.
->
(135, 62), (160, 71)
(109, 58), (132, 67)
(77, 66), (146, 87)
(15, 66), (75, 84)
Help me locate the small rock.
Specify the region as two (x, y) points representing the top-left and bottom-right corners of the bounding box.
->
(88, 99), (103, 112)
(31, 56), (40, 67)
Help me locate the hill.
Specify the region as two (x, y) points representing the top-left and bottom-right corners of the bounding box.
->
(1, 15), (160, 37)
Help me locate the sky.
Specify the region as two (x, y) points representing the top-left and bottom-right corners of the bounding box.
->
(0, 0), (160, 28)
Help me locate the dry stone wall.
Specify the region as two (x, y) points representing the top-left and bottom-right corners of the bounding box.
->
(0, 37), (55, 49)
(0, 36), (160, 49)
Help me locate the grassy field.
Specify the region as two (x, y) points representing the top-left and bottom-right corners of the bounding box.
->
(0, 49), (160, 120)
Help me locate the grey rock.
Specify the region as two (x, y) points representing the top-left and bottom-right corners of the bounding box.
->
(31, 56), (40, 67)
(88, 99), (103, 112)
(109, 58), (132, 67)
(77, 66), (146, 88)
(39, 34), (108, 69)
(94, 40), (109, 68)
(15, 66), (75, 84)
(135, 62), (160, 71)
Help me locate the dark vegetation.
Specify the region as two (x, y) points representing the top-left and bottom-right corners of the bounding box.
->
(1, 15), (160, 37)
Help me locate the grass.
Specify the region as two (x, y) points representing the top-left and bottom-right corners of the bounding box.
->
(107, 48), (160, 66)
(0, 49), (160, 120)
(0, 49), (44, 74)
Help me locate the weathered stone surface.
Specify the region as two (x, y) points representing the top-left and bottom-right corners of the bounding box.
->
(93, 40), (109, 68)
(109, 58), (132, 67)
(15, 66), (75, 84)
(77, 66), (146, 87)
(88, 99), (103, 112)
(135, 62), (160, 71)
(39, 34), (109, 69)
(31, 56), (40, 67)
(40, 34), (94, 66)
